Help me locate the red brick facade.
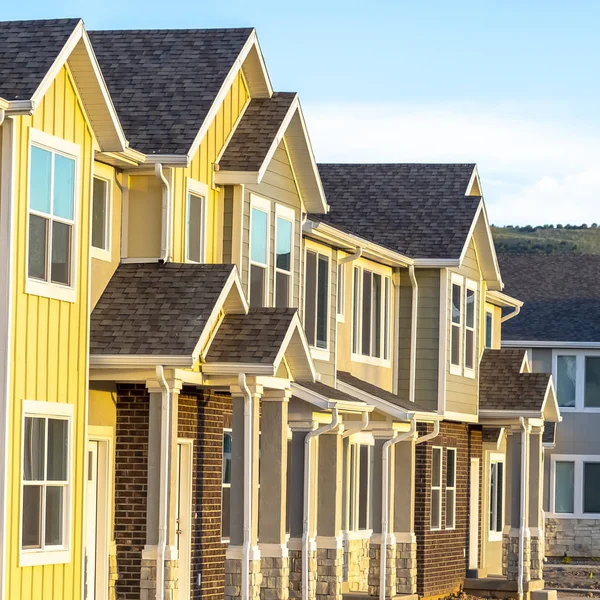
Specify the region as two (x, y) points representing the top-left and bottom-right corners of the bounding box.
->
(414, 421), (483, 598)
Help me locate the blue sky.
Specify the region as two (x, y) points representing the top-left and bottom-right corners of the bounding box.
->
(2, 0), (599, 225)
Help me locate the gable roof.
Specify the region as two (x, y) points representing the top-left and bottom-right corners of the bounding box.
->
(500, 254), (600, 344)
(314, 163), (479, 260)
(89, 27), (265, 156)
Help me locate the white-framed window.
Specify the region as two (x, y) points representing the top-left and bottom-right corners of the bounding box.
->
(249, 195), (270, 308)
(553, 350), (600, 411)
(26, 129), (80, 303)
(489, 453), (505, 541)
(446, 448), (457, 529)
(351, 265), (392, 365)
(485, 310), (493, 349)
(450, 276), (463, 374)
(431, 446), (443, 530)
(464, 281), (477, 377)
(550, 454), (600, 518)
(20, 400), (73, 566)
(449, 273), (478, 377)
(91, 176), (111, 261)
(221, 429), (232, 541)
(304, 248), (329, 352)
(185, 179), (208, 264)
(337, 262), (346, 321)
(345, 438), (373, 533)
(274, 205), (294, 308)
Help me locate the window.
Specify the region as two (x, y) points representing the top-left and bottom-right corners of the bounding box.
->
(554, 461), (575, 514)
(27, 130), (79, 302)
(489, 455), (504, 540)
(304, 249), (329, 350)
(351, 266), (392, 363)
(584, 463), (600, 514)
(249, 197), (270, 308)
(450, 274), (478, 377)
(185, 184), (206, 263)
(346, 441), (372, 532)
(91, 177), (110, 258)
(585, 357), (600, 408)
(554, 352), (600, 410)
(222, 430), (232, 540)
(450, 282), (462, 369)
(431, 447), (442, 530)
(485, 311), (493, 349)
(446, 448), (456, 529)
(550, 456), (600, 517)
(337, 263), (345, 319)
(21, 400), (72, 566)
(556, 355), (577, 408)
(274, 208), (293, 307)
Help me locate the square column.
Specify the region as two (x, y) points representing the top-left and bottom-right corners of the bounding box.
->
(529, 426), (544, 581)
(226, 383), (262, 600)
(259, 389), (292, 600)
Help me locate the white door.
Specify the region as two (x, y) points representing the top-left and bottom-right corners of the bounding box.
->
(176, 441), (193, 600)
(469, 457), (480, 570)
(85, 441), (99, 600)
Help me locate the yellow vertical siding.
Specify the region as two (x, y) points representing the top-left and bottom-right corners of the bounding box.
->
(7, 65), (92, 600)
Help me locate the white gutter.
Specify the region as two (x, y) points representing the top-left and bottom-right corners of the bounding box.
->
(501, 305), (521, 323)
(0, 109), (5, 126)
(518, 417), (530, 600)
(303, 408), (340, 600)
(155, 365), (171, 600)
(415, 420), (440, 445)
(238, 373), (254, 600)
(339, 247), (363, 265)
(380, 418), (417, 600)
(341, 410), (369, 438)
(408, 266), (418, 404)
(155, 163), (172, 263)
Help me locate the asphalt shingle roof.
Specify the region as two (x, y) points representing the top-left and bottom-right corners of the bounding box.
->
(0, 18), (80, 101)
(482, 427), (502, 444)
(218, 92), (296, 172)
(500, 254), (600, 343)
(543, 422), (556, 445)
(336, 371), (434, 413)
(88, 28), (253, 155)
(314, 163), (479, 260)
(479, 349), (551, 412)
(90, 263), (234, 356)
(205, 308), (297, 364)
(295, 380), (365, 404)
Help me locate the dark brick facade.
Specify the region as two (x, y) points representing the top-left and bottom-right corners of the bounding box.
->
(414, 421), (483, 598)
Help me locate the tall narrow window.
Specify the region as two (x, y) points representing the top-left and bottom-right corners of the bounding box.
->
(584, 357), (600, 408)
(485, 311), (493, 349)
(554, 461), (575, 514)
(465, 286), (476, 371)
(358, 445), (370, 530)
(222, 430), (232, 539)
(275, 215), (293, 307)
(304, 249), (329, 349)
(556, 355), (577, 408)
(250, 203), (269, 307)
(446, 448), (456, 529)
(583, 462), (600, 513)
(91, 177), (109, 253)
(383, 278), (391, 360)
(186, 192), (205, 263)
(489, 457), (504, 538)
(361, 270), (372, 356)
(450, 282), (462, 368)
(352, 267), (360, 354)
(431, 447), (442, 530)
(337, 263), (345, 318)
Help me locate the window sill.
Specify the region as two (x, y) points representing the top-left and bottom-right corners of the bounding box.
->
(464, 367), (476, 380)
(350, 353), (391, 368)
(547, 512), (600, 519)
(343, 529), (373, 541)
(449, 364), (462, 376)
(20, 548), (71, 567)
(91, 246), (111, 262)
(310, 347), (330, 363)
(26, 278), (76, 303)
(488, 531), (503, 542)
(558, 407), (600, 413)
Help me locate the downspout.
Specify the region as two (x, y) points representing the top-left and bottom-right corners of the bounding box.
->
(415, 420), (440, 445)
(238, 373), (254, 600)
(303, 408), (340, 600)
(341, 410), (369, 438)
(501, 304), (521, 323)
(155, 365), (171, 600)
(155, 163), (172, 263)
(0, 109), (5, 126)
(408, 266), (418, 403)
(518, 417), (530, 600)
(380, 418), (417, 600)
(339, 247), (363, 265)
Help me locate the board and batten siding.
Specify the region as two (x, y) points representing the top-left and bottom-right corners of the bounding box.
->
(7, 65), (92, 599)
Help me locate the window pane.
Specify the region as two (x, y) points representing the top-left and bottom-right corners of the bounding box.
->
(45, 486), (63, 546)
(22, 485), (42, 548)
(222, 486), (230, 538)
(557, 355), (577, 408)
(361, 271), (372, 356)
(451, 324), (460, 366)
(276, 217), (292, 271)
(446, 449), (456, 487)
(47, 418), (68, 481)
(349, 445), (357, 528)
(383, 278), (390, 360)
(373, 274), (382, 358)
(337, 263), (344, 316)
(23, 417), (45, 481)
(466, 288), (475, 328)
(316, 255), (329, 349)
(432, 448), (441, 487)
(496, 462), (504, 532)
(305, 252), (317, 346)
(489, 463), (496, 532)
(465, 329), (474, 370)
(446, 489), (455, 528)
(186, 193), (203, 262)
(251, 208), (268, 264)
(585, 357), (600, 408)
(485, 312), (493, 349)
(352, 267), (359, 353)
(53, 154), (75, 220)
(358, 446), (369, 530)
(451, 284), (461, 324)
(275, 271), (289, 307)
(28, 214), (48, 281)
(431, 489), (441, 529)
(555, 461), (575, 513)
(30, 146), (52, 214)
(92, 178), (108, 250)
(250, 264), (266, 308)
(223, 433), (232, 484)
(51, 221), (71, 285)
(584, 463), (600, 513)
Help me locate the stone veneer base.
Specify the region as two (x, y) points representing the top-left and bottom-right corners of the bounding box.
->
(225, 558), (263, 600)
(545, 517), (600, 558)
(261, 556), (290, 600)
(289, 548), (317, 600)
(395, 541), (417, 596)
(368, 542), (397, 598)
(140, 558), (179, 600)
(316, 547), (344, 600)
(503, 531), (531, 582)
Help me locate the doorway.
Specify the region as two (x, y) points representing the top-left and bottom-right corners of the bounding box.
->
(469, 457), (480, 570)
(176, 440), (193, 600)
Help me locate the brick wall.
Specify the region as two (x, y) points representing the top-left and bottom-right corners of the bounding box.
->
(414, 421), (483, 598)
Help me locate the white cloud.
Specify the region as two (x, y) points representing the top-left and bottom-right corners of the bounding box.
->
(302, 101), (600, 226)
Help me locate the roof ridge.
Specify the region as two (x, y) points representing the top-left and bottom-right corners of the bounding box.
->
(89, 26), (254, 34)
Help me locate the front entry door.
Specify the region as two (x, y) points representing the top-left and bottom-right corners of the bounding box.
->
(176, 441), (193, 600)
(469, 457), (480, 570)
(85, 441), (99, 600)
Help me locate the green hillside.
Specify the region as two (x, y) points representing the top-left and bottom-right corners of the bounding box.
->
(492, 225), (600, 255)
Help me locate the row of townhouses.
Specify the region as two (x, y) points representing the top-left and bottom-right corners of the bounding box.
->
(0, 17), (562, 600)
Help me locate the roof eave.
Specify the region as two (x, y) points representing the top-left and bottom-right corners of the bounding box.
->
(90, 354), (194, 368)
(486, 289), (523, 309)
(502, 340), (600, 349)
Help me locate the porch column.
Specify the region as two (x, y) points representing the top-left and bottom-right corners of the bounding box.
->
(529, 426), (544, 581)
(316, 431), (344, 600)
(369, 432), (397, 599)
(143, 378), (182, 600)
(226, 383), (262, 600)
(259, 389), (292, 600)
(502, 425), (531, 583)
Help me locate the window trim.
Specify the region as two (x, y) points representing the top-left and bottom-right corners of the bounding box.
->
(303, 243), (331, 361)
(345, 435), (374, 534)
(552, 350), (600, 412)
(463, 279), (478, 379)
(90, 174), (112, 262)
(221, 428), (232, 543)
(274, 204), (295, 307)
(445, 447), (457, 530)
(26, 128), (80, 304)
(488, 452), (505, 541)
(185, 178), (208, 265)
(485, 310), (493, 350)
(20, 399), (73, 567)
(550, 454), (600, 518)
(431, 446), (443, 531)
(450, 273), (463, 375)
(248, 194), (271, 307)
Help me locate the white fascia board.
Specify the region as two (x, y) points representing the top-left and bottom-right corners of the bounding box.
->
(290, 383), (335, 410)
(5, 100), (35, 115)
(214, 170), (260, 185)
(201, 362), (275, 376)
(0, 98), (8, 110)
(412, 258), (460, 267)
(465, 165), (481, 196)
(486, 290), (523, 309)
(479, 410), (543, 420)
(143, 154), (189, 167)
(90, 355), (193, 368)
(272, 313), (317, 383)
(502, 340), (600, 349)
(336, 380), (414, 422)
